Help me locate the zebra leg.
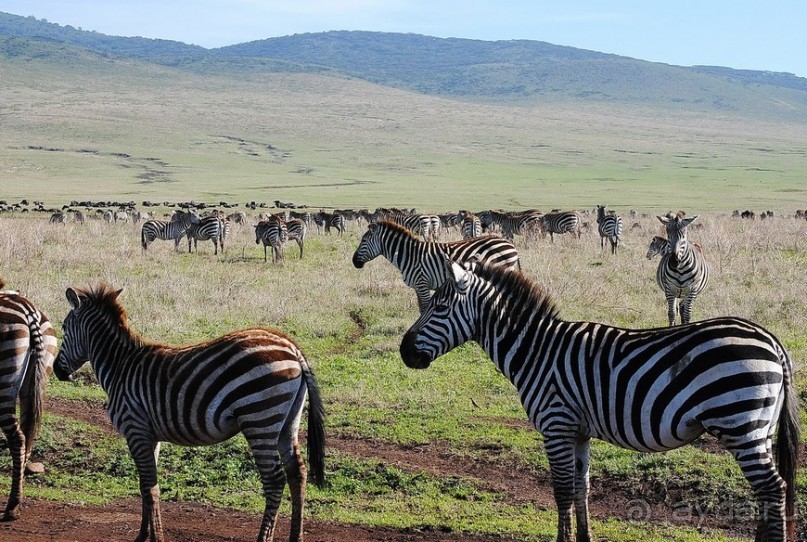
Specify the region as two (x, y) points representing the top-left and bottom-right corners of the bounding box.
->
(545, 437), (576, 542)
(680, 294), (697, 325)
(0, 421), (24, 521)
(573, 438), (593, 542)
(665, 294), (677, 326)
(721, 439), (787, 542)
(251, 450), (286, 542)
(126, 437), (164, 542)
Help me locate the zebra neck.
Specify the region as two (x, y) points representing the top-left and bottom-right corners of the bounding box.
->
(384, 231), (420, 267)
(87, 324), (142, 388)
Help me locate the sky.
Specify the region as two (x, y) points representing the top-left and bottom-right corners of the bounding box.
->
(2, 1), (806, 78)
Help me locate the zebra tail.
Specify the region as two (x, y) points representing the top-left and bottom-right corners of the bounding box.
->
(303, 364), (326, 488)
(140, 228), (148, 250)
(19, 321), (49, 458)
(777, 351), (800, 541)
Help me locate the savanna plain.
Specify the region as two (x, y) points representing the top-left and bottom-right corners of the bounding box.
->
(1, 51), (807, 541)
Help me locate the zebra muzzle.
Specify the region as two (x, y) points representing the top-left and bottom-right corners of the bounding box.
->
(399, 331), (432, 369)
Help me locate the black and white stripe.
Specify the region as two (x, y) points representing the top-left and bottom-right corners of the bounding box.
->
(186, 215), (227, 255)
(478, 210), (543, 242)
(286, 217), (307, 259)
(53, 284), (325, 542)
(255, 216), (288, 263)
(0, 282), (58, 520)
(400, 259), (800, 542)
(595, 205), (623, 255)
(352, 220), (520, 312)
(140, 210), (200, 251)
(656, 214), (709, 325)
(460, 213), (482, 240)
(539, 211), (581, 242)
(314, 211), (346, 236)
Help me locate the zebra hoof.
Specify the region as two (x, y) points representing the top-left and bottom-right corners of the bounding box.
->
(1, 507), (20, 522)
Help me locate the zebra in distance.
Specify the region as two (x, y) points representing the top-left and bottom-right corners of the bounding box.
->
(595, 205), (623, 255)
(539, 210), (581, 242)
(49, 211), (66, 224)
(352, 220), (520, 312)
(400, 258), (800, 542)
(286, 217), (307, 259)
(140, 210), (201, 251)
(645, 235), (670, 259)
(656, 213), (709, 325)
(186, 215), (227, 255)
(478, 209), (543, 242)
(0, 280), (58, 521)
(460, 212), (482, 239)
(314, 211), (345, 236)
(53, 284), (326, 542)
(255, 215), (289, 263)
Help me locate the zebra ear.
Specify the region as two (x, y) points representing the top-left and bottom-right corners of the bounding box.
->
(114, 288), (124, 299)
(656, 215), (671, 225)
(681, 215), (698, 227)
(66, 287), (83, 309)
(450, 261), (471, 294)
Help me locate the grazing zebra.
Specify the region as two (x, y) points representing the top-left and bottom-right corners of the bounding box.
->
(352, 220), (520, 312)
(0, 281), (58, 520)
(460, 213), (482, 239)
(140, 210), (200, 251)
(52, 284), (326, 542)
(400, 258), (800, 542)
(539, 210), (581, 242)
(478, 210), (543, 242)
(656, 214), (709, 325)
(595, 205), (623, 255)
(49, 212), (66, 224)
(255, 216), (288, 263)
(286, 217), (307, 259)
(314, 211), (345, 236)
(186, 215), (227, 255)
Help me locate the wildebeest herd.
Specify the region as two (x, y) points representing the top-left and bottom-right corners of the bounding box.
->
(1, 202), (804, 542)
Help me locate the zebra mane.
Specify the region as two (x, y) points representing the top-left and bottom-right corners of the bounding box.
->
(469, 261), (560, 321)
(74, 283), (140, 340)
(375, 219), (413, 236)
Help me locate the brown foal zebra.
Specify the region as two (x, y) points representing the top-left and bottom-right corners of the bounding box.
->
(53, 284), (326, 542)
(0, 279), (58, 521)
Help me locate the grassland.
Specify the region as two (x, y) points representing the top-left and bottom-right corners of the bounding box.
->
(0, 212), (805, 541)
(1, 45), (807, 541)
(2, 49), (807, 213)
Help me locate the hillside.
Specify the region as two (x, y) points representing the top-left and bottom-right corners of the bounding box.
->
(3, 11), (807, 120)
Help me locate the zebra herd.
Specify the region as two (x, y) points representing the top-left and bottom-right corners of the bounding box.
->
(0, 205), (800, 542)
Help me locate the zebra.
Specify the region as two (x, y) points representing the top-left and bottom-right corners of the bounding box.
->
(140, 210), (200, 251)
(255, 216), (288, 263)
(460, 212), (482, 239)
(656, 214), (709, 325)
(52, 284), (326, 542)
(399, 257), (800, 542)
(286, 217), (307, 259)
(478, 210), (543, 242)
(0, 280), (58, 520)
(645, 235), (670, 259)
(352, 219), (520, 312)
(314, 211), (345, 236)
(595, 205), (623, 255)
(186, 215), (227, 255)
(539, 210), (581, 242)
(49, 211), (66, 224)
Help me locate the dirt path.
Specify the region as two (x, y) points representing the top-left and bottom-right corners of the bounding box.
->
(0, 397), (761, 541)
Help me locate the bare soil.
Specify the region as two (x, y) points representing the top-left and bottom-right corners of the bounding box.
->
(0, 397), (763, 541)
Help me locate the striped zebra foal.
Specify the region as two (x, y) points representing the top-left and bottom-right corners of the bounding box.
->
(400, 258), (800, 542)
(595, 205), (623, 255)
(645, 235), (670, 259)
(53, 284), (326, 542)
(0, 280), (58, 521)
(352, 220), (520, 312)
(255, 216), (289, 263)
(186, 214), (227, 255)
(140, 210), (200, 251)
(656, 214), (709, 325)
